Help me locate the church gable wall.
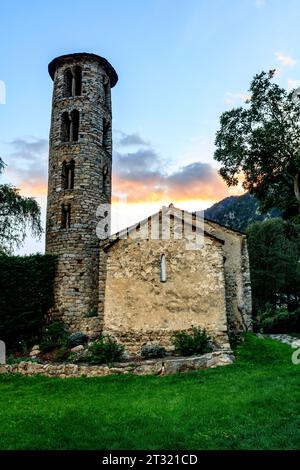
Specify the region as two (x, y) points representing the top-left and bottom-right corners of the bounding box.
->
(102, 236), (229, 354)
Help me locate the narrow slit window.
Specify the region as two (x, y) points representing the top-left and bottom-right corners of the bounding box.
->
(103, 165), (109, 194)
(74, 66), (82, 96)
(160, 254), (167, 282)
(61, 203), (71, 229)
(64, 69), (73, 97)
(62, 160), (75, 190)
(102, 118), (110, 150)
(61, 112), (71, 142)
(70, 110), (79, 141)
(62, 161), (67, 188)
(103, 78), (110, 106)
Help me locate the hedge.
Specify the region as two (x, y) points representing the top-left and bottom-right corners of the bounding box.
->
(0, 254), (56, 350)
(258, 306), (300, 333)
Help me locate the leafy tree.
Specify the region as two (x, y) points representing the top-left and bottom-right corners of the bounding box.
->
(215, 70), (300, 219)
(247, 218), (300, 314)
(0, 157), (42, 253)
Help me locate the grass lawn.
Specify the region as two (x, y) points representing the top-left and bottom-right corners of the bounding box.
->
(0, 334), (300, 450)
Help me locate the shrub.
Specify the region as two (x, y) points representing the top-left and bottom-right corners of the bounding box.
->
(53, 345), (70, 362)
(140, 344), (167, 359)
(86, 335), (124, 365)
(68, 332), (89, 348)
(0, 254), (56, 350)
(40, 321), (69, 352)
(172, 327), (212, 356)
(6, 356), (41, 365)
(228, 330), (244, 350)
(258, 306), (300, 333)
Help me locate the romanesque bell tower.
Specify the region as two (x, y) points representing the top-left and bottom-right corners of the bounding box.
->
(46, 53), (118, 334)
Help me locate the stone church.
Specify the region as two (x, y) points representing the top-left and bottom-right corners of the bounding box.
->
(46, 52), (252, 353)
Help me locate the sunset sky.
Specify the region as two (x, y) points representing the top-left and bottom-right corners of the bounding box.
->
(1, 0), (300, 254)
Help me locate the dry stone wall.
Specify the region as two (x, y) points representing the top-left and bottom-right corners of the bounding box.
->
(0, 350), (234, 378)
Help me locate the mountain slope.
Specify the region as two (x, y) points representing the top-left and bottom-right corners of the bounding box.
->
(204, 193), (281, 232)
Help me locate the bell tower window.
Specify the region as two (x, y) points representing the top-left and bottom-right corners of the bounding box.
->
(70, 110), (79, 141)
(62, 160), (75, 190)
(63, 66), (82, 98)
(64, 69), (73, 97)
(102, 119), (111, 150)
(103, 77), (110, 107)
(103, 165), (109, 194)
(74, 66), (82, 96)
(61, 203), (71, 229)
(61, 112), (71, 142)
(61, 110), (79, 143)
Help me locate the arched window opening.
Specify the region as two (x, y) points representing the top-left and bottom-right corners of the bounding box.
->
(160, 254), (167, 282)
(62, 160), (75, 190)
(74, 66), (82, 96)
(103, 165), (109, 194)
(103, 77), (110, 106)
(61, 203), (71, 229)
(61, 112), (71, 142)
(70, 110), (79, 141)
(64, 69), (73, 97)
(102, 119), (111, 150)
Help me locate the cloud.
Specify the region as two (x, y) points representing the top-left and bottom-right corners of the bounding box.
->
(275, 52), (297, 68)
(225, 92), (250, 106)
(3, 138), (48, 196)
(287, 78), (300, 91)
(112, 134), (242, 203)
(2, 133), (243, 209)
(115, 131), (150, 147)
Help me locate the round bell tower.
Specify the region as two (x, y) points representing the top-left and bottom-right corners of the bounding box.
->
(46, 52), (118, 333)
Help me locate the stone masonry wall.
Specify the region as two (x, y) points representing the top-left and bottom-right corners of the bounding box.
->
(46, 54), (117, 334)
(0, 350), (234, 378)
(204, 220), (252, 332)
(102, 232), (230, 354)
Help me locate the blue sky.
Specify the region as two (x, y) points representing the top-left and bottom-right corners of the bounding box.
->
(1, 0), (300, 253)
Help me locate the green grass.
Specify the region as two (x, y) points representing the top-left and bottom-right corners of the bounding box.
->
(0, 334), (300, 450)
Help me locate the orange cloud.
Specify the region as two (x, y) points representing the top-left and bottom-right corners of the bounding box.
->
(112, 173), (243, 204)
(4, 135), (245, 209)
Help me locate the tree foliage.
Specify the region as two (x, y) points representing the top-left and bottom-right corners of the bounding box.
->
(0, 253), (56, 349)
(0, 157), (42, 253)
(247, 218), (300, 314)
(215, 70), (300, 219)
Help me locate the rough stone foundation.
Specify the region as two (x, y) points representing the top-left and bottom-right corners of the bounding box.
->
(103, 329), (230, 354)
(0, 350), (234, 378)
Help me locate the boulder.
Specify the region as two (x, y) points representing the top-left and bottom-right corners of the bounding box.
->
(70, 345), (85, 353)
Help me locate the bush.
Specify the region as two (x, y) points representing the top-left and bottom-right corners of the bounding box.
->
(228, 330), (244, 350)
(172, 327), (212, 356)
(68, 332), (89, 348)
(258, 306), (300, 333)
(0, 254), (56, 350)
(86, 336), (124, 365)
(140, 344), (167, 359)
(40, 321), (69, 352)
(53, 345), (70, 362)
